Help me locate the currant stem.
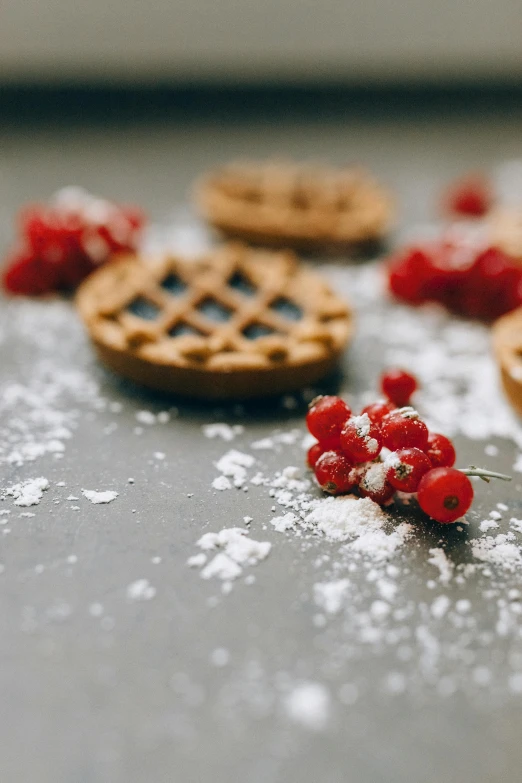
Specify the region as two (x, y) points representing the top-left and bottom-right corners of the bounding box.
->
(459, 466), (512, 483)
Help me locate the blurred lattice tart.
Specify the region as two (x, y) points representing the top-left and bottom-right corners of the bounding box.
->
(76, 243), (353, 399)
(196, 160), (394, 254)
(493, 307), (522, 415)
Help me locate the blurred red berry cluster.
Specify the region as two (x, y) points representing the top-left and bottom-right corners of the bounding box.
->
(388, 241), (522, 321)
(3, 187), (145, 295)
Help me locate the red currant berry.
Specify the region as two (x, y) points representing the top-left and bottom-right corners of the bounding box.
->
(385, 447), (432, 493)
(444, 175), (492, 218)
(387, 247), (433, 305)
(340, 413), (382, 463)
(417, 467), (473, 523)
(358, 462), (395, 504)
(380, 368), (418, 407)
(424, 433), (456, 468)
(307, 443), (324, 469)
(314, 451), (357, 495)
(380, 408), (429, 451)
(306, 396), (351, 443)
(361, 400), (395, 424)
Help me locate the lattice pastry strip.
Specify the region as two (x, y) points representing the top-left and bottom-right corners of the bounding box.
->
(76, 243), (354, 399)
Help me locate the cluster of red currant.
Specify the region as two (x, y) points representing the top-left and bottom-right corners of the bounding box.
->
(3, 187), (145, 296)
(307, 369), (486, 525)
(388, 241), (522, 322)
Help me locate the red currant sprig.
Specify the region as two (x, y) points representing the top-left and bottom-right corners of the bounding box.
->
(304, 372), (512, 526)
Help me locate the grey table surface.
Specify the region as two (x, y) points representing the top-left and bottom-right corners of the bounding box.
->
(2, 96), (522, 783)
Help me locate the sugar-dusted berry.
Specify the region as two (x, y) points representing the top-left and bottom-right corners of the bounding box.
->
(314, 450), (357, 495)
(358, 462), (395, 504)
(380, 407), (429, 451)
(385, 447), (432, 493)
(340, 413), (382, 463)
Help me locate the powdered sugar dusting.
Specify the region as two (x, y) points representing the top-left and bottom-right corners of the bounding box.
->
(82, 489), (118, 505)
(4, 477), (49, 507)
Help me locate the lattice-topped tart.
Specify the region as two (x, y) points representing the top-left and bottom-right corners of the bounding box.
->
(493, 307), (522, 414)
(76, 243), (353, 399)
(195, 160), (394, 254)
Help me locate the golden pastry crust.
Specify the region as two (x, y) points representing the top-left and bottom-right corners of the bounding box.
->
(195, 160), (394, 254)
(76, 243), (354, 400)
(492, 307), (522, 414)
(489, 207), (522, 261)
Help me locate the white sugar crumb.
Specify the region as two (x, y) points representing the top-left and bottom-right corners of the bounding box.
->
(484, 444), (499, 456)
(210, 647), (230, 667)
(126, 579), (156, 601)
(314, 579), (350, 614)
(66, 495), (79, 501)
(283, 682), (331, 731)
(4, 477), (49, 507)
(82, 489), (118, 505)
(513, 454), (522, 472)
(135, 410), (156, 425)
(187, 553), (207, 568)
(203, 423), (244, 441)
(214, 450), (255, 488)
(480, 519), (499, 532)
(192, 527), (271, 582)
(427, 547), (454, 585)
(271, 512), (298, 532)
(212, 476), (232, 491)
(497, 503), (508, 511)
(431, 595), (450, 619)
(153, 451), (166, 460)
(489, 510), (502, 521)
(251, 430), (301, 450)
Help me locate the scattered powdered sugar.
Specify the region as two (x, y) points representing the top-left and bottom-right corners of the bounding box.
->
(4, 477), (49, 507)
(126, 579), (156, 601)
(283, 682), (331, 731)
(82, 489), (119, 505)
(427, 548), (455, 585)
(471, 534), (522, 571)
(203, 423), (244, 441)
(314, 579), (350, 614)
(0, 299), (103, 469)
(214, 450), (256, 489)
(191, 528), (271, 584)
(212, 476), (232, 491)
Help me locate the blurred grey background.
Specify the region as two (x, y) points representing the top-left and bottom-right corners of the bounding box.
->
(1, 0), (521, 86)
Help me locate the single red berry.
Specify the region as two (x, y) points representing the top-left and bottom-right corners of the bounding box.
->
(387, 248), (433, 305)
(307, 442), (324, 469)
(380, 408), (429, 451)
(385, 447), (432, 493)
(314, 451), (357, 495)
(380, 368), (418, 407)
(358, 462), (395, 504)
(444, 175), (492, 218)
(424, 433), (456, 468)
(306, 396), (351, 443)
(340, 413), (382, 463)
(417, 467), (474, 523)
(361, 400), (395, 424)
